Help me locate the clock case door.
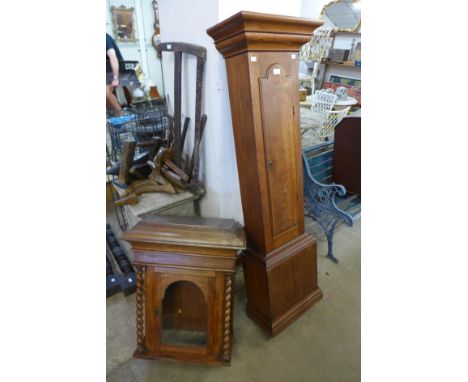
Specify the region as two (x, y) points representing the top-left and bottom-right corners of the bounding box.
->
(258, 57), (303, 249)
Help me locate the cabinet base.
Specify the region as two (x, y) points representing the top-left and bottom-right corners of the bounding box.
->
(133, 349), (230, 366)
(242, 233), (323, 336)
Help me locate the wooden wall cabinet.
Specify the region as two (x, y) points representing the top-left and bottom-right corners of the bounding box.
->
(122, 216), (245, 365)
(207, 11), (323, 336)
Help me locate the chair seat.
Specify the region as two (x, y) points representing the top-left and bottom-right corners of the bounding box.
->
(335, 193), (361, 221)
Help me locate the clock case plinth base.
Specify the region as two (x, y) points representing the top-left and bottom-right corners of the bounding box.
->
(242, 233), (322, 336)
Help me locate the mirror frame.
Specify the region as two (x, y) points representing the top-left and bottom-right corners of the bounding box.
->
(320, 0), (361, 33)
(111, 5), (136, 42)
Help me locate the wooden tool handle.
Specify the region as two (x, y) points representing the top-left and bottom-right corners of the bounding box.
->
(164, 158), (190, 182)
(118, 139), (137, 186)
(162, 166), (188, 190)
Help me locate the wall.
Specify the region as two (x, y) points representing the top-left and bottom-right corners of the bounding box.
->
(157, 0), (244, 223)
(219, 0), (302, 19)
(300, 0), (329, 20)
(216, 0), (303, 222)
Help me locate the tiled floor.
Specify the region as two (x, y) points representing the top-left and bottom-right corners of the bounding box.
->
(106, 212), (360, 382)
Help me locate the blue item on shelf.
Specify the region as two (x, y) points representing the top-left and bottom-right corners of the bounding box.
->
(107, 114), (136, 127)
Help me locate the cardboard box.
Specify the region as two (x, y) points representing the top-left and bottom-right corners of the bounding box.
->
(326, 49), (350, 62)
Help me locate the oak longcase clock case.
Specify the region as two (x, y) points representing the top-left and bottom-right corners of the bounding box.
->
(208, 11), (324, 336)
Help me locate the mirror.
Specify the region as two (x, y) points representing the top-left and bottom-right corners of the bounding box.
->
(320, 0), (361, 32)
(111, 6), (136, 42)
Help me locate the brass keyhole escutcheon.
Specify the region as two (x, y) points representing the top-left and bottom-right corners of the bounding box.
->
(177, 308), (182, 314)
(268, 160), (273, 169)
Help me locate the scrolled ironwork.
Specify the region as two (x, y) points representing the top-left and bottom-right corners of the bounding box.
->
(302, 154), (354, 262)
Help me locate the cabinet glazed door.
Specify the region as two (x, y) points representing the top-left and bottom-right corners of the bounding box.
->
(159, 274), (210, 349)
(259, 63), (299, 245)
(145, 268), (215, 356)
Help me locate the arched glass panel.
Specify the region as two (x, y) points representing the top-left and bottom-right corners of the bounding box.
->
(161, 281), (208, 347)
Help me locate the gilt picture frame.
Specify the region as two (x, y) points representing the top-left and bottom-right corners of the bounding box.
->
(111, 6), (136, 42)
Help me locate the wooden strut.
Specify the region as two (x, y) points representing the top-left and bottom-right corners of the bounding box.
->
(135, 265), (145, 353)
(188, 53), (208, 187)
(173, 51), (182, 166)
(189, 114), (207, 186)
(180, 117), (190, 153)
(222, 274), (233, 363)
(164, 97), (174, 148)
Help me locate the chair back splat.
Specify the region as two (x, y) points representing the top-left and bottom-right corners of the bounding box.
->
(311, 90), (337, 114)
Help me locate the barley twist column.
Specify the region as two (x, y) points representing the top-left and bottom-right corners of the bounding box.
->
(135, 265), (145, 352)
(222, 274), (233, 362)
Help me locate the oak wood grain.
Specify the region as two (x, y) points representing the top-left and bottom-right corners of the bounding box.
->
(208, 11), (322, 336)
(123, 215), (245, 365)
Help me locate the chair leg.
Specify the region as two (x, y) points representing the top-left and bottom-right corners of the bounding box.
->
(306, 211), (340, 263)
(324, 226), (339, 263)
